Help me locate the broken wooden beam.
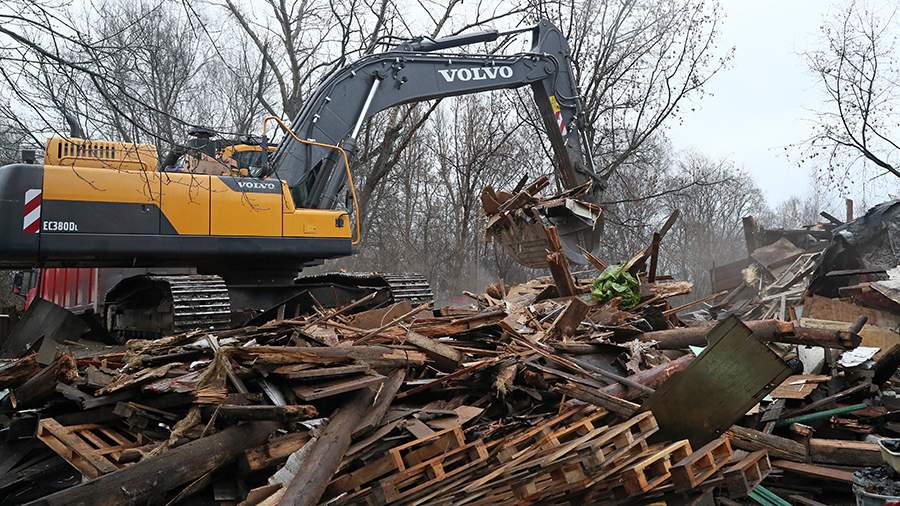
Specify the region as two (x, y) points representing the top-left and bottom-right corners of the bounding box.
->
(781, 382), (871, 418)
(771, 459), (853, 483)
(601, 353), (694, 400)
(547, 298), (589, 340)
(808, 438), (883, 467)
(552, 381), (640, 417)
(229, 346), (426, 368)
(725, 425), (808, 462)
(291, 374), (384, 401)
(545, 226), (577, 297)
(279, 388), (376, 506)
(10, 354), (77, 409)
(355, 369), (406, 437)
(403, 332), (462, 372)
(639, 319), (861, 350)
(241, 432), (310, 472)
(216, 404), (317, 422)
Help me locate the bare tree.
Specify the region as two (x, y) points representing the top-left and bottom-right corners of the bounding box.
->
(661, 152), (767, 294)
(804, 2), (900, 186)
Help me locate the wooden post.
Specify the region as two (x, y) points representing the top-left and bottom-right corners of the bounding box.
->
(637, 320), (860, 350)
(647, 232), (662, 283)
(742, 216), (758, 255)
(845, 198), (854, 222)
(544, 226), (577, 297)
(278, 388), (376, 506)
(725, 425), (808, 462)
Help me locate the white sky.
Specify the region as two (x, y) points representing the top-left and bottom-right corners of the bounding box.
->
(667, 0), (899, 209)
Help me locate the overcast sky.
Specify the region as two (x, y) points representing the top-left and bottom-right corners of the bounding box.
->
(667, 0), (899, 209)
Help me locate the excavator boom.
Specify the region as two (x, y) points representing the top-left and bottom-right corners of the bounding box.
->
(275, 20), (597, 204)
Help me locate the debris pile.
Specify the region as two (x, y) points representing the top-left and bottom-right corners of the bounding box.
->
(0, 195), (899, 505)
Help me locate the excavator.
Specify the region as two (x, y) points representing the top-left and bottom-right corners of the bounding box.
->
(0, 19), (602, 338)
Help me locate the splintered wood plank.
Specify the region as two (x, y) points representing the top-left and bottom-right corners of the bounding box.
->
(642, 316), (792, 448)
(403, 332), (462, 372)
(242, 432), (310, 472)
(290, 374), (384, 401)
(547, 298), (590, 340)
(273, 363), (370, 380)
(771, 459), (852, 483)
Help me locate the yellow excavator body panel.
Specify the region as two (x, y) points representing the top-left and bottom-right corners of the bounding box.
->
(44, 137), (158, 172)
(37, 162), (349, 247)
(44, 165), (161, 205)
(209, 176), (282, 237)
(159, 172), (211, 235)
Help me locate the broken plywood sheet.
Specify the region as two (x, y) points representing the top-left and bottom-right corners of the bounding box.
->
(770, 375), (829, 400)
(347, 302), (414, 330)
(803, 295), (900, 329)
(799, 317), (899, 359)
(290, 374), (384, 401)
(751, 237), (804, 278)
(642, 316), (791, 447)
(871, 278), (900, 307)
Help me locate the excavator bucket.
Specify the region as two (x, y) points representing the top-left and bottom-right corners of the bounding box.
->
(483, 178), (602, 268)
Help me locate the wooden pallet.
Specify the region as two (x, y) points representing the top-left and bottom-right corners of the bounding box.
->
(574, 411), (658, 472)
(511, 461), (588, 503)
(495, 406), (594, 462)
(671, 436), (733, 490)
(722, 449), (770, 497)
(328, 425), (466, 497)
(390, 425), (467, 468)
(539, 410), (658, 468)
(36, 418), (143, 479)
(536, 409), (609, 448)
(370, 439), (489, 505)
(619, 439), (692, 496)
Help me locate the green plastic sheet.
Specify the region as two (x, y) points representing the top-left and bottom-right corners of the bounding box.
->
(591, 263), (640, 308)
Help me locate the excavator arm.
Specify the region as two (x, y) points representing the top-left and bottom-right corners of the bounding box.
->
(271, 20), (602, 262)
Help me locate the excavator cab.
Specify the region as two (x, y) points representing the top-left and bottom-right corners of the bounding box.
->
(224, 144), (276, 177)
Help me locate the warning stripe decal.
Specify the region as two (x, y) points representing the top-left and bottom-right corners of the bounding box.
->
(23, 189), (41, 234)
(548, 95), (567, 137)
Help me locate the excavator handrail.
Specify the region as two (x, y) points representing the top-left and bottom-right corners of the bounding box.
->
(263, 115), (362, 245)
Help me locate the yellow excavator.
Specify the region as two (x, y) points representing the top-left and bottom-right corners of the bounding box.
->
(0, 20), (602, 338)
